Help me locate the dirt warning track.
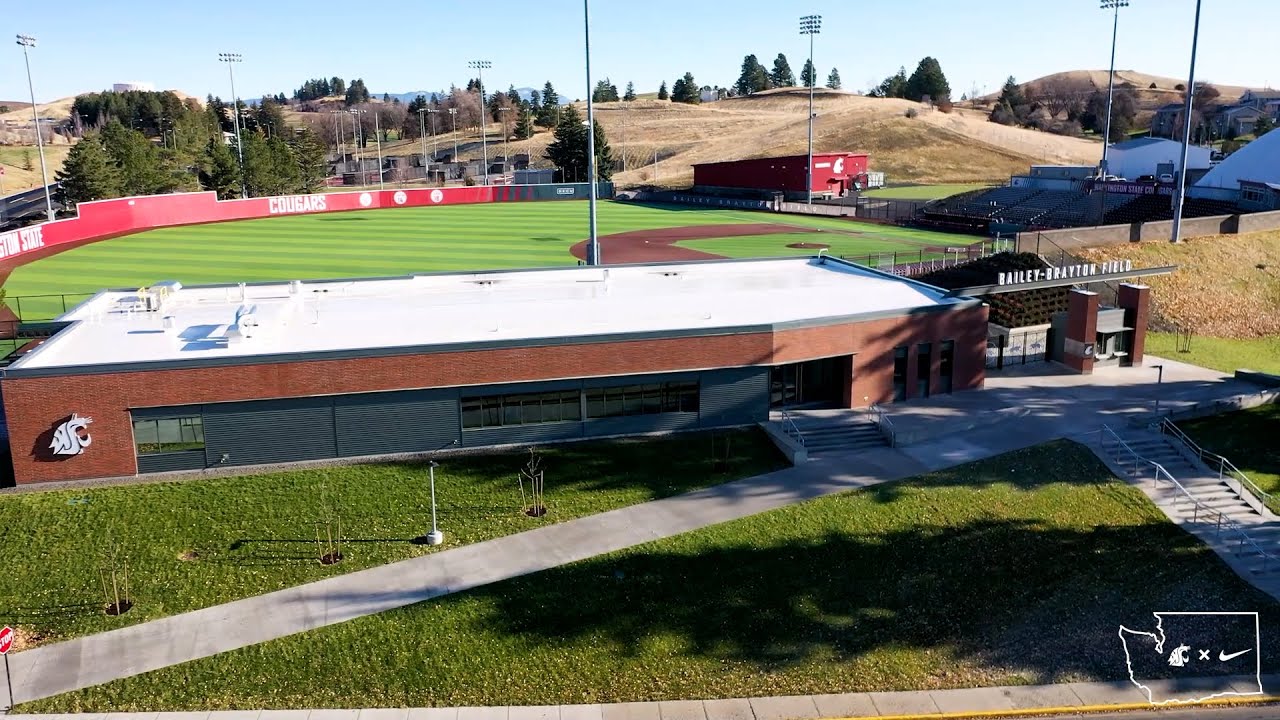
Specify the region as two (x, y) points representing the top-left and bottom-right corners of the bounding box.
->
(568, 223), (821, 264)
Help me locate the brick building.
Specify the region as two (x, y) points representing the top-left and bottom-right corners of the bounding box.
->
(2, 257), (988, 485)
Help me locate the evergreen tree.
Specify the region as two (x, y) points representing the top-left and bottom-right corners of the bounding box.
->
(544, 104), (615, 182)
(801, 59), (817, 88)
(514, 106), (535, 140)
(537, 82), (560, 126)
(530, 89), (541, 113)
(672, 72), (701, 104)
(240, 131), (276, 197)
(735, 54), (770, 95)
(904, 56), (951, 102)
(200, 137), (241, 199)
(623, 81), (636, 101)
(989, 76), (1032, 126)
(290, 127), (327, 193)
(826, 67), (842, 90)
(267, 136), (300, 195)
(1255, 113), (1275, 137)
(770, 53), (796, 87)
(344, 79), (370, 106)
(870, 67), (909, 98)
(657, 81), (669, 101)
(331, 77), (346, 96)
(101, 120), (169, 196)
(56, 131), (118, 206)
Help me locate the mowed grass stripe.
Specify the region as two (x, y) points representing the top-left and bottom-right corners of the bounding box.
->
(4, 202), (971, 300)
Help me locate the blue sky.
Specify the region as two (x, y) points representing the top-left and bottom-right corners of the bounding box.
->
(3, 0), (1276, 104)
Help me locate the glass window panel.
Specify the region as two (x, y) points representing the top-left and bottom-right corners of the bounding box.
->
(622, 389), (644, 415)
(133, 420), (158, 445)
(563, 394), (582, 420)
(586, 390), (606, 418)
(605, 388), (625, 417)
(155, 419), (183, 444)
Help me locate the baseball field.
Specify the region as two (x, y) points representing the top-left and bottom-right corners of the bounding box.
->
(2, 201), (976, 319)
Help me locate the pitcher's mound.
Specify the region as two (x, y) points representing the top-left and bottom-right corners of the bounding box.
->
(786, 242), (830, 250)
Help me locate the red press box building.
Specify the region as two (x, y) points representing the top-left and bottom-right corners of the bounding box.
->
(3, 257), (988, 485)
(693, 153), (871, 200)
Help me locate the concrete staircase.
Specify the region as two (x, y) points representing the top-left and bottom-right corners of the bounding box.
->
(782, 409), (887, 458)
(1098, 425), (1280, 599)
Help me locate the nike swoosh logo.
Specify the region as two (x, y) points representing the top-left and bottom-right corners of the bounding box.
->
(1219, 649), (1252, 661)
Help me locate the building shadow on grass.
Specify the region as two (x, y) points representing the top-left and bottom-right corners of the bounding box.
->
(422, 516), (1280, 685)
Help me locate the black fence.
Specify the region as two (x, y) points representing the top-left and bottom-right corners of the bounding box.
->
(839, 236), (1016, 277)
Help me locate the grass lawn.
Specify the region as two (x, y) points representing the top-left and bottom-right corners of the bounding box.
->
(1179, 404), (1280, 503)
(862, 184), (991, 200)
(1146, 332), (1280, 376)
(0, 429), (783, 648)
(26, 440), (1280, 712)
(3, 201), (970, 320)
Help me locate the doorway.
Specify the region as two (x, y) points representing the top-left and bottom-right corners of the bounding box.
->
(770, 356), (847, 408)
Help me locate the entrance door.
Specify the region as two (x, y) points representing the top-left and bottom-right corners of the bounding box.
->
(770, 357), (847, 408)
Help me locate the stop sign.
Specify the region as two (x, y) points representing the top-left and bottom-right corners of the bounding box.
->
(0, 626), (12, 654)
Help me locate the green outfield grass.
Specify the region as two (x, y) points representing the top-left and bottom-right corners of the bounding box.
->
(862, 184), (992, 200)
(3, 201), (973, 319)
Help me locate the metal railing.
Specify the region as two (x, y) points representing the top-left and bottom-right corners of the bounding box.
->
(1156, 418), (1274, 516)
(779, 407), (805, 447)
(870, 403), (897, 448)
(1099, 425), (1275, 574)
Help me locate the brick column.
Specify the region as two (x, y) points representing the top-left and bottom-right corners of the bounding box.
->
(1117, 283), (1151, 366)
(1063, 289), (1100, 374)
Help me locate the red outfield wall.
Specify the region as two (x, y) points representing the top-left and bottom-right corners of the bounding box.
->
(0, 184), (599, 270)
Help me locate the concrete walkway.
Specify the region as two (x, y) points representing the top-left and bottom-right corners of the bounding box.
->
(6, 675), (1278, 719)
(6, 357), (1267, 707)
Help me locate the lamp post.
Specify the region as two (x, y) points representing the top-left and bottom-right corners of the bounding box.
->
(799, 15), (822, 205)
(417, 108), (429, 180)
(584, 0), (600, 265)
(16, 34), (54, 222)
(426, 460), (443, 545)
(218, 52), (247, 198)
(348, 109), (364, 186)
(371, 108), (384, 190)
(497, 106), (510, 178)
(1152, 363), (1165, 417)
(1171, 0), (1203, 244)
(468, 60), (492, 184)
(330, 110), (345, 181)
(448, 107), (459, 166)
(1099, 1), (1129, 177)
(427, 108), (440, 176)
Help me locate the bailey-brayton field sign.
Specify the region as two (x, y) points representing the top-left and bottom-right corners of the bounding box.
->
(998, 260), (1134, 286)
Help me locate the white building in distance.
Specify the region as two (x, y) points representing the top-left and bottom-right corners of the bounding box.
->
(112, 81), (156, 93)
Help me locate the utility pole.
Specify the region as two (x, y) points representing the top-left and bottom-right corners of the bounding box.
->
(427, 107), (440, 170)
(348, 109), (364, 186)
(330, 110), (345, 182)
(417, 108), (429, 182)
(448, 107), (459, 176)
(584, 0), (600, 265)
(17, 34), (54, 222)
(469, 60), (492, 184)
(218, 52), (247, 198)
(1171, 0), (1203, 244)
(497, 106), (510, 179)
(800, 15), (822, 205)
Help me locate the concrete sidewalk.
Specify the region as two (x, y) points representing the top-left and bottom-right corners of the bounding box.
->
(6, 675), (1278, 719)
(6, 357), (1266, 707)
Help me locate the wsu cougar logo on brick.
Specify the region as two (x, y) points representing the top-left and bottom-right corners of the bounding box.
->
(50, 414), (93, 456)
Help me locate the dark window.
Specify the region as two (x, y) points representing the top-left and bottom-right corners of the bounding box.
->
(461, 390), (583, 429)
(585, 381), (699, 419)
(917, 342), (932, 399)
(133, 416), (205, 455)
(892, 347), (909, 401)
(939, 340), (955, 394)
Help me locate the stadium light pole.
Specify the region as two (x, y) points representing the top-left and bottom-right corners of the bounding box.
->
(584, 0), (601, 265)
(1171, 0), (1202, 244)
(16, 34), (54, 222)
(497, 106), (510, 176)
(370, 108), (384, 190)
(348, 109), (364, 186)
(800, 15), (822, 205)
(1099, 1), (1129, 178)
(448, 107), (459, 165)
(469, 60), (492, 184)
(417, 108), (429, 179)
(330, 110), (345, 181)
(218, 52), (247, 198)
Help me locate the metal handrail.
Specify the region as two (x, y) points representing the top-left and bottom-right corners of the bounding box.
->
(779, 407), (805, 447)
(870, 403), (897, 448)
(1099, 425), (1275, 574)
(1156, 417), (1274, 513)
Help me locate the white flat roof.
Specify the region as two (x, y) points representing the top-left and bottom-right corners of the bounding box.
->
(9, 258), (972, 373)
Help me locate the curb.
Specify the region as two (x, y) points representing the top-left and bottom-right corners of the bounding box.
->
(827, 693), (1280, 719)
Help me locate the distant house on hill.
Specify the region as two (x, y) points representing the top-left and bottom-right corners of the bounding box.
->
(1238, 89), (1280, 110)
(1150, 103), (1183, 138)
(1213, 105), (1265, 137)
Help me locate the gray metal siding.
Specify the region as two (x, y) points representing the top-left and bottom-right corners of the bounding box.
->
(585, 413), (699, 437)
(334, 389), (459, 457)
(461, 422), (583, 448)
(137, 450), (206, 473)
(203, 397), (338, 467)
(699, 367), (770, 427)
(460, 379), (583, 396)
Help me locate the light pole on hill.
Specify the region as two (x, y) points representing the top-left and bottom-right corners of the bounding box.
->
(584, 0), (601, 265)
(469, 60), (492, 184)
(1099, 0), (1129, 177)
(448, 107), (459, 166)
(348, 109), (364, 186)
(800, 15), (822, 205)
(330, 110), (345, 180)
(417, 108), (429, 180)
(16, 34), (53, 222)
(497, 106), (510, 176)
(1171, 0), (1203, 244)
(427, 108), (440, 177)
(218, 52), (247, 199)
